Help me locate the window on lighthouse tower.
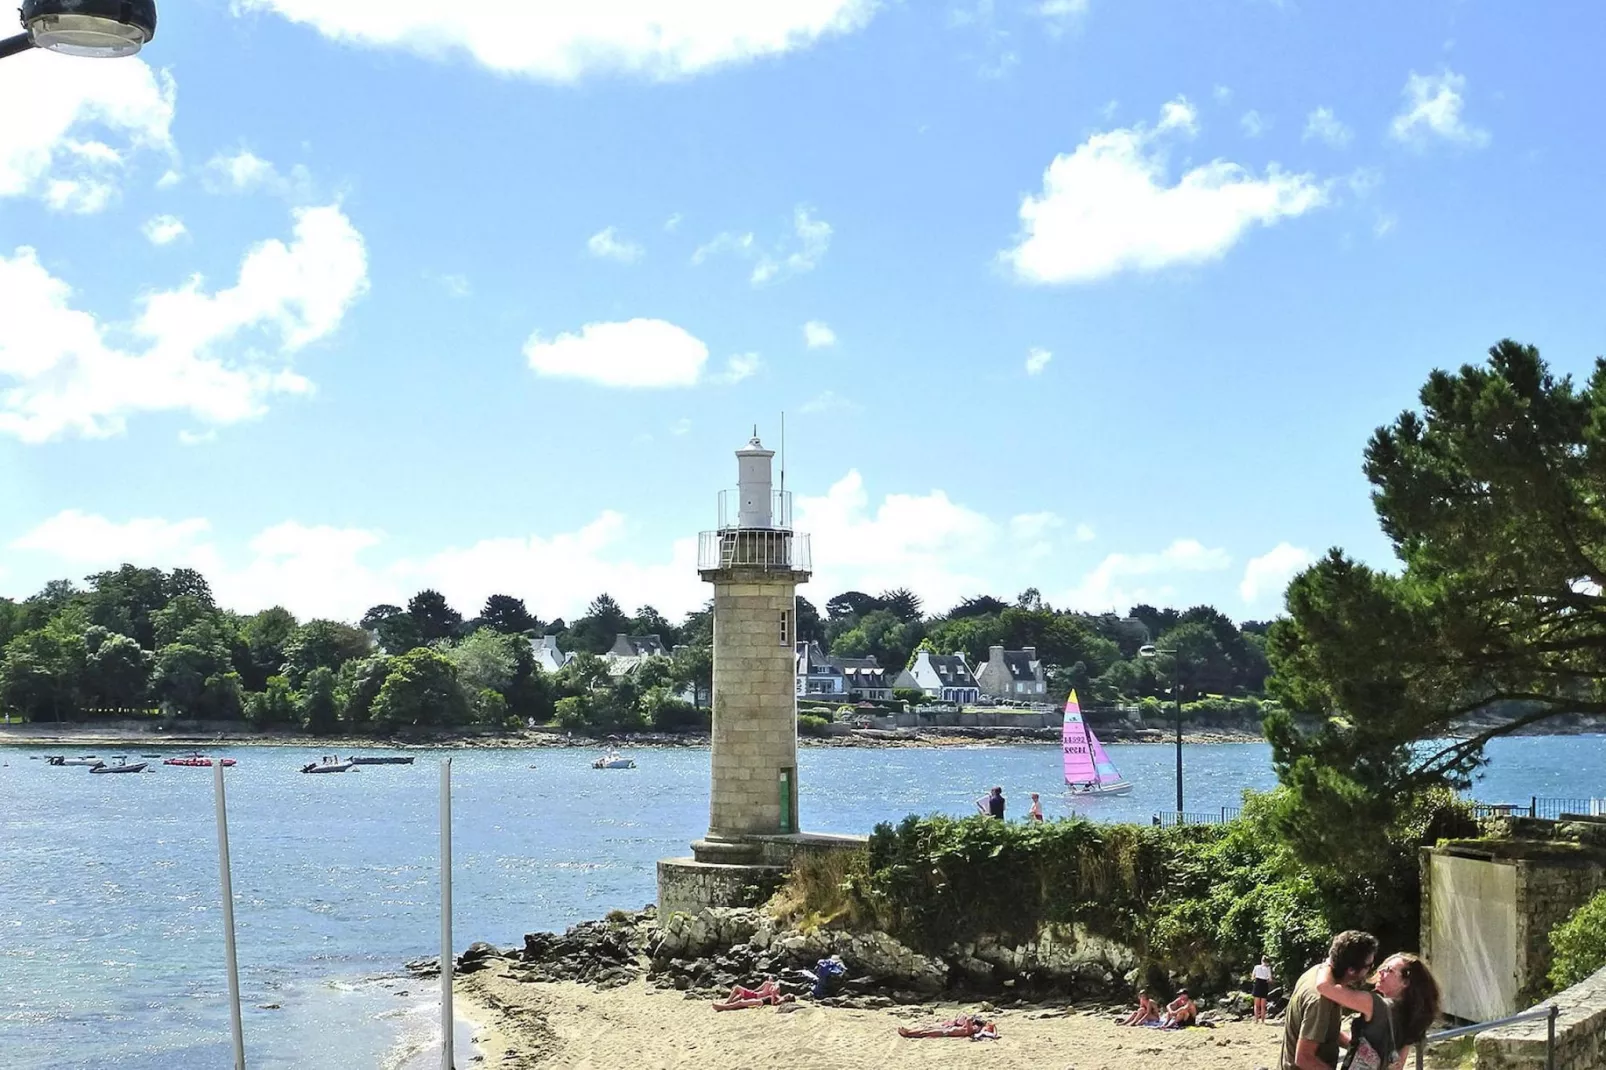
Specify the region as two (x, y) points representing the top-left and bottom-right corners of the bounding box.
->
(779, 610), (791, 646)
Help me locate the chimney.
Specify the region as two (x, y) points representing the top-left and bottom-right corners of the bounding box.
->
(1023, 646), (1036, 660)
(990, 644), (1005, 662)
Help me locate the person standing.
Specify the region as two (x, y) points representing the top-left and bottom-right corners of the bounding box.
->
(1027, 792), (1045, 822)
(975, 786), (1006, 819)
(1252, 956), (1274, 1024)
(1281, 930), (1378, 1070)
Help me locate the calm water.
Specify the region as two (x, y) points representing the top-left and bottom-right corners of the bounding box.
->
(1, 736), (1602, 1069)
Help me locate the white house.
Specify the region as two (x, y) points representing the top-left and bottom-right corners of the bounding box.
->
(895, 650), (980, 705)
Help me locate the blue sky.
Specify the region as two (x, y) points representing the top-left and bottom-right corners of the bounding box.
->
(3, 0), (1604, 625)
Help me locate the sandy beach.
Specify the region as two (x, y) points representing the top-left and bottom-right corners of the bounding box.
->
(455, 964), (1284, 1070)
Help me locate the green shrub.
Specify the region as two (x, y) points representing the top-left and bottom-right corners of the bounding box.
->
(798, 714), (832, 737)
(894, 688), (927, 706)
(1550, 889), (1606, 991)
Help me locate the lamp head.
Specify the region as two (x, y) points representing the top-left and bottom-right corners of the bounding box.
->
(21, 0), (156, 58)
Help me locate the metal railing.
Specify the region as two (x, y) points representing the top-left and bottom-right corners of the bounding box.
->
(716, 489), (793, 531)
(1415, 1002), (1557, 1070)
(1152, 807), (1241, 828)
(697, 529), (812, 572)
(1473, 796), (1605, 820)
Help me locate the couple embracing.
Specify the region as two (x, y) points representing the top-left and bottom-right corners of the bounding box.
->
(1281, 930), (1441, 1070)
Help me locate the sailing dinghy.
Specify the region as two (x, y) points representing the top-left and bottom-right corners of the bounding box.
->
(1062, 690), (1133, 796)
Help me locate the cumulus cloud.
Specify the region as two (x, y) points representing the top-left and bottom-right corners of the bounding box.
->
(143, 214), (188, 245)
(803, 321), (838, 349)
(714, 352), (762, 384)
(1390, 69), (1489, 148)
(1073, 523), (1096, 543)
(1025, 347), (1052, 375)
(0, 51), (174, 213)
(587, 226), (644, 263)
(1001, 97), (1327, 284)
(1060, 539), (1232, 611)
(695, 206), (832, 286)
(232, 0), (877, 82)
(203, 149), (314, 197)
(0, 205), (369, 443)
(1303, 107), (1353, 148)
(523, 318), (709, 388)
(1239, 542), (1315, 604)
(1239, 110), (1269, 138)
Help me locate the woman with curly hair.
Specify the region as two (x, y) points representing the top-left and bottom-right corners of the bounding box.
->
(1317, 952), (1442, 1070)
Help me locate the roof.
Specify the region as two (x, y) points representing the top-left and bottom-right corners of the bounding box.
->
(610, 634), (667, 658)
(927, 653), (976, 685)
(1001, 651), (1040, 681)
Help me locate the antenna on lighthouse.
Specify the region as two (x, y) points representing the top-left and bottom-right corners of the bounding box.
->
(780, 411), (786, 500)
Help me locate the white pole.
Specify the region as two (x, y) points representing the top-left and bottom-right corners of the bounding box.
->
(214, 761), (246, 1070)
(440, 757), (454, 1070)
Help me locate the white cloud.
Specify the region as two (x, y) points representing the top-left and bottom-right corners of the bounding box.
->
(1009, 511), (1063, 560)
(178, 429), (217, 446)
(691, 231), (755, 264)
(715, 352), (762, 384)
(669, 418), (692, 436)
(0, 51), (174, 213)
(1073, 523), (1096, 543)
(431, 272), (471, 298)
(664, 213), (683, 232)
(523, 318), (708, 388)
(11, 510), (215, 564)
(586, 226), (644, 263)
(143, 214), (188, 246)
(1239, 110), (1268, 138)
(1374, 213), (1397, 238)
(1389, 69), (1489, 148)
(1061, 538), (1231, 611)
(0, 205), (369, 443)
(156, 168), (182, 189)
(800, 390), (858, 414)
(1303, 106), (1353, 148)
(752, 207), (832, 285)
(1239, 542), (1315, 604)
(1025, 346), (1052, 375)
(1212, 85), (1232, 105)
(803, 321), (838, 349)
(1002, 98), (1327, 285)
(233, 0), (877, 82)
(203, 149), (314, 197)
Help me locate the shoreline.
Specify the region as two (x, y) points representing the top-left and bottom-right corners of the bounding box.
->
(449, 965), (1283, 1070)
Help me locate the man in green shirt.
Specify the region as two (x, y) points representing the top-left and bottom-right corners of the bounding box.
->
(1281, 930), (1379, 1070)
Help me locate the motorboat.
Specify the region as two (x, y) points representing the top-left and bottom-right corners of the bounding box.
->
(89, 758), (148, 774)
(163, 754), (238, 768)
(301, 760), (355, 774)
(350, 756), (415, 765)
(46, 756), (102, 766)
(592, 751), (636, 770)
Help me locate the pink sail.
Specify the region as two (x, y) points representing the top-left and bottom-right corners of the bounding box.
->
(1062, 690), (1097, 786)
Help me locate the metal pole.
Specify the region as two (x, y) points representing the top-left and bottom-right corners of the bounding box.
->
(440, 758), (454, 1070)
(1546, 1002), (1557, 1070)
(1173, 662), (1183, 813)
(1415, 1043), (1423, 1070)
(214, 762), (246, 1070)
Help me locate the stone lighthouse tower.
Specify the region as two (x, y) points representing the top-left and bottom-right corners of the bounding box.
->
(689, 429), (812, 863)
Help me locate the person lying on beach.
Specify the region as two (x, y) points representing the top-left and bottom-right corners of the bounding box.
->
(1118, 993), (1161, 1026)
(1158, 990), (1197, 1028)
(898, 1014), (998, 1040)
(712, 979), (795, 1011)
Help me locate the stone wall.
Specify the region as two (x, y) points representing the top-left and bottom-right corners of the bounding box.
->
(1513, 857), (1606, 1007)
(707, 572), (803, 838)
(1475, 965), (1606, 1070)
(657, 859), (786, 919)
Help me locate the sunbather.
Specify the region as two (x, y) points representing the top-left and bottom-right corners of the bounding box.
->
(1159, 989), (1197, 1028)
(898, 1014), (998, 1039)
(1118, 993), (1161, 1026)
(712, 979), (794, 1011)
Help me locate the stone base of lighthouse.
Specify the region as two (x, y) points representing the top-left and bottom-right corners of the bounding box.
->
(656, 833), (867, 918)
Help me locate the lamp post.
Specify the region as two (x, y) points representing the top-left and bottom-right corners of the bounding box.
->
(1, 1), (157, 62)
(1138, 644), (1184, 812)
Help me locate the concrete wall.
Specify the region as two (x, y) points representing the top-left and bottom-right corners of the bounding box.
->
(1475, 964), (1606, 1070)
(707, 571), (801, 838)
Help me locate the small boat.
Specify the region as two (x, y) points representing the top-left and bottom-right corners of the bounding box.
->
(90, 757), (148, 774)
(301, 760), (355, 774)
(592, 751), (636, 770)
(1062, 691), (1133, 797)
(350, 756), (415, 765)
(163, 754), (238, 768)
(47, 756), (102, 766)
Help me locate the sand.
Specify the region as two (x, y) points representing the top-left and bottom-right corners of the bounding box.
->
(456, 963), (1285, 1070)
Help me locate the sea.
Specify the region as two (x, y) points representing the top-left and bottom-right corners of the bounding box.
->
(2, 736), (1603, 1069)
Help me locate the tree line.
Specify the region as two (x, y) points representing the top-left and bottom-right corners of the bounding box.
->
(0, 564), (1272, 736)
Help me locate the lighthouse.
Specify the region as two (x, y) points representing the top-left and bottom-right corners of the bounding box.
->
(689, 429), (813, 862)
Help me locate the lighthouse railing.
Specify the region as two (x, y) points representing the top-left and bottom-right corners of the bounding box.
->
(698, 530), (812, 572)
(716, 489), (793, 532)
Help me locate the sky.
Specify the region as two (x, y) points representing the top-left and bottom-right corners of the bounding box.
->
(3, 0), (1604, 627)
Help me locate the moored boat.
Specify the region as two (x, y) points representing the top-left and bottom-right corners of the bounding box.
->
(46, 756), (102, 766)
(1062, 691), (1133, 797)
(90, 758), (148, 774)
(349, 756), (414, 765)
(592, 751), (636, 770)
(300, 760), (355, 774)
(163, 754), (238, 768)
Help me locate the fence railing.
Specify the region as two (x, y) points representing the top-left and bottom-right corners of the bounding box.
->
(1473, 796), (1605, 820)
(1152, 807), (1241, 828)
(1415, 1002), (1557, 1070)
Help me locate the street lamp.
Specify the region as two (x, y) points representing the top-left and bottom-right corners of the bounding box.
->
(0, 1), (157, 62)
(1138, 644), (1184, 812)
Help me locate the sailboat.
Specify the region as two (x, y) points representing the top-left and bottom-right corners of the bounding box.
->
(1062, 690), (1132, 796)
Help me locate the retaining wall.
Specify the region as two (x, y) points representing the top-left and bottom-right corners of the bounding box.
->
(1476, 965), (1606, 1070)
